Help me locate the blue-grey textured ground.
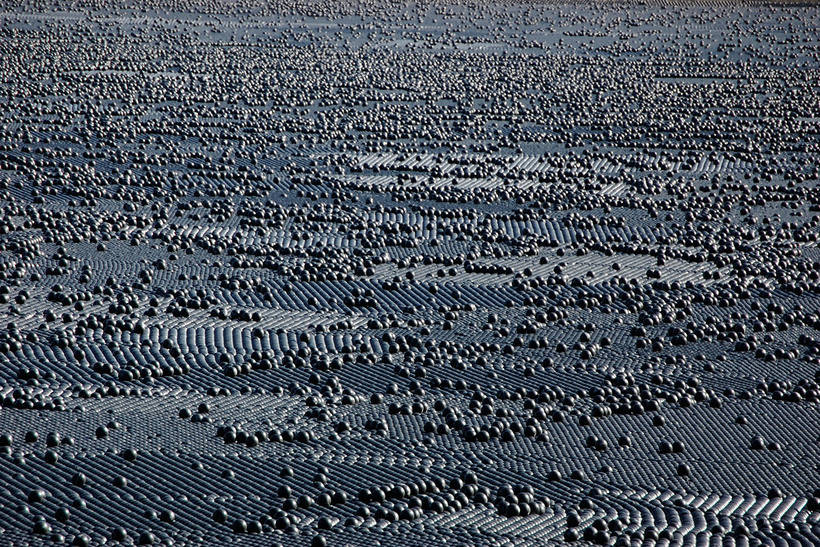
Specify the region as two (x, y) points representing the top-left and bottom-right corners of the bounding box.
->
(0, 0), (818, 545)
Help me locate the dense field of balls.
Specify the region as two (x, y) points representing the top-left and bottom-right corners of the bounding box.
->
(0, 0), (818, 545)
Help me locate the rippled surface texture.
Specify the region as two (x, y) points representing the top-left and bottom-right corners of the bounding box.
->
(0, 0), (818, 545)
